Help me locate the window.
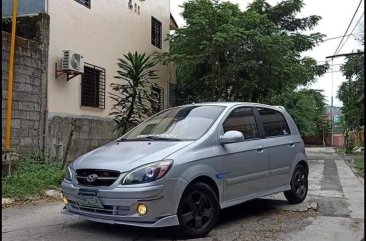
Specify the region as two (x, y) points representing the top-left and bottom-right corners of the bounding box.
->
(257, 108), (290, 137)
(75, 0), (90, 8)
(81, 63), (105, 109)
(151, 17), (162, 49)
(223, 107), (259, 140)
(152, 86), (164, 112)
(169, 83), (176, 107)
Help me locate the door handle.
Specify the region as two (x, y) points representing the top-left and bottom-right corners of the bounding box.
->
(256, 145), (264, 153)
(290, 143), (295, 148)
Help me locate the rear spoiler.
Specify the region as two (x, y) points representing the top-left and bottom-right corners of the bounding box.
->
(274, 106), (286, 110)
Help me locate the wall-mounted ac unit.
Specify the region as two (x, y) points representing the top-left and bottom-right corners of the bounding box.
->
(62, 50), (84, 73)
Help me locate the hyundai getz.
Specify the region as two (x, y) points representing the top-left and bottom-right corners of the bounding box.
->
(61, 102), (308, 238)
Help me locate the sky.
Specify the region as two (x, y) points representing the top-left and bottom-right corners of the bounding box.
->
(170, 0), (364, 107)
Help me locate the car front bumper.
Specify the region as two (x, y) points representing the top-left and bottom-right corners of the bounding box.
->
(61, 178), (187, 227)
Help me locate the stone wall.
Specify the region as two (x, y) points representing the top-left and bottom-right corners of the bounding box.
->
(47, 115), (119, 163)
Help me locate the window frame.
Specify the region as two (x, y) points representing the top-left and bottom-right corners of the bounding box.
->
(151, 16), (162, 49)
(222, 106), (261, 141)
(74, 0), (91, 9)
(80, 62), (106, 109)
(254, 107), (291, 139)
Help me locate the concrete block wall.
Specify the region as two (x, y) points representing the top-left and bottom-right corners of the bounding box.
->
(2, 31), (44, 154)
(47, 116), (119, 163)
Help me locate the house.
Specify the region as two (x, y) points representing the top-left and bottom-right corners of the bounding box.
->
(2, 0), (177, 161)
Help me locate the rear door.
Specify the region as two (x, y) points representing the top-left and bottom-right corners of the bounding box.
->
(255, 107), (296, 189)
(219, 106), (268, 201)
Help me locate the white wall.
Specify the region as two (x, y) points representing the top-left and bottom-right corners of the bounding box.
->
(47, 0), (171, 117)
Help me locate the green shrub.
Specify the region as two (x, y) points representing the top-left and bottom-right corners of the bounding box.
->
(2, 152), (65, 200)
(345, 138), (356, 154)
(355, 158), (364, 174)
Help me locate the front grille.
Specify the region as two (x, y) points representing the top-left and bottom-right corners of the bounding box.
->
(68, 200), (130, 216)
(76, 169), (120, 187)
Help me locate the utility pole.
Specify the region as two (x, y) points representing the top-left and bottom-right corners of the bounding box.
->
(325, 51), (364, 147)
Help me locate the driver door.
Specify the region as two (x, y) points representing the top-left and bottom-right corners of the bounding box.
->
(219, 106), (269, 202)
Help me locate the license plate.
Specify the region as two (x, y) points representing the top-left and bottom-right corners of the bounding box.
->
(76, 195), (103, 209)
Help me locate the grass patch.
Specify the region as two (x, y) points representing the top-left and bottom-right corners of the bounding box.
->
(355, 157), (364, 174)
(2, 153), (65, 200)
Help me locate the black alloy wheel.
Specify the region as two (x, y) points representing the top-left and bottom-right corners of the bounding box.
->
(175, 182), (220, 238)
(284, 164), (308, 204)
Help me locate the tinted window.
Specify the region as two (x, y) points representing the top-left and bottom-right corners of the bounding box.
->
(277, 111), (291, 135)
(223, 107), (259, 139)
(257, 108), (290, 137)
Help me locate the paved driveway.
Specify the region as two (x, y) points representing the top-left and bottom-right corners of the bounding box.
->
(2, 148), (364, 241)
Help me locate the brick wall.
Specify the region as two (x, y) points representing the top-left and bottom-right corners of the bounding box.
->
(2, 31), (45, 154)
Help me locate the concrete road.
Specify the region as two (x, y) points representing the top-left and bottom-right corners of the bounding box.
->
(2, 148), (364, 241)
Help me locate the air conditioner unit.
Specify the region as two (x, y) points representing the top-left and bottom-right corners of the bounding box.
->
(62, 50), (84, 73)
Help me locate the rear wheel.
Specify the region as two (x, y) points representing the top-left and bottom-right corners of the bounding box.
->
(175, 182), (220, 239)
(284, 165), (308, 204)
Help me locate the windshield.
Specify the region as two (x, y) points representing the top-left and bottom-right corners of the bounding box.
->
(122, 105), (225, 141)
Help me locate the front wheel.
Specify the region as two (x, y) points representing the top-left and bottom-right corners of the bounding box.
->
(284, 165), (308, 204)
(175, 182), (220, 239)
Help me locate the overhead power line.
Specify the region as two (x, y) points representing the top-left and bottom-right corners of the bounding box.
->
(323, 32), (362, 41)
(337, 12), (364, 53)
(333, 0), (363, 55)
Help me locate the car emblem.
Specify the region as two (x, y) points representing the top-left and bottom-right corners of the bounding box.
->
(86, 174), (98, 183)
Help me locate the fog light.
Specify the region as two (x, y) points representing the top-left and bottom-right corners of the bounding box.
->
(137, 203), (147, 215)
(63, 196), (69, 205)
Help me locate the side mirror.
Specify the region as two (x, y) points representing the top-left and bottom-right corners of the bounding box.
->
(220, 130), (244, 144)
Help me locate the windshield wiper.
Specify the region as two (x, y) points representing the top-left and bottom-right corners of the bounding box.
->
(116, 136), (182, 142)
(144, 135), (182, 141)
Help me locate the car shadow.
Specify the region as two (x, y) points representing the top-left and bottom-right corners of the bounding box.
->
(64, 198), (289, 240)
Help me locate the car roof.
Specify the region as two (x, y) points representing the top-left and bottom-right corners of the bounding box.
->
(180, 102), (286, 112)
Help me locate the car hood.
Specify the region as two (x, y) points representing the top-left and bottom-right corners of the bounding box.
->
(71, 140), (193, 172)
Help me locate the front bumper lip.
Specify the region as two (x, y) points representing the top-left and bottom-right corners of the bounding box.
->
(61, 207), (179, 228)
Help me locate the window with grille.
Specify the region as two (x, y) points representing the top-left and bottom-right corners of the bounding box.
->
(75, 0), (91, 8)
(169, 83), (176, 107)
(151, 17), (162, 49)
(81, 63), (105, 109)
(152, 86), (164, 112)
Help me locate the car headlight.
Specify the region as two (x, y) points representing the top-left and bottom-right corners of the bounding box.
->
(64, 166), (72, 181)
(122, 160), (173, 185)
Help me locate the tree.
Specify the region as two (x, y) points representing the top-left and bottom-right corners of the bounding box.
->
(109, 52), (160, 134)
(268, 89), (330, 137)
(337, 50), (364, 151)
(337, 18), (364, 151)
(162, 0), (328, 104)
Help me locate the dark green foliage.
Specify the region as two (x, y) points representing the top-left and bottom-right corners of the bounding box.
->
(337, 50), (364, 151)
(337, 51), (364, 132)
(2, 153), (64, 200)
(110, 52), (160, 134)
(268, 89), (330, 136)
(162, 0), (327, 104)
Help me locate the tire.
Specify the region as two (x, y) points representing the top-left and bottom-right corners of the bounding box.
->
(284, 164), (308, 204)
(174, 182), (220, 239)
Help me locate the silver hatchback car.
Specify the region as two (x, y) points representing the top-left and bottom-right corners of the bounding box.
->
(61, 102), (308, 238)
